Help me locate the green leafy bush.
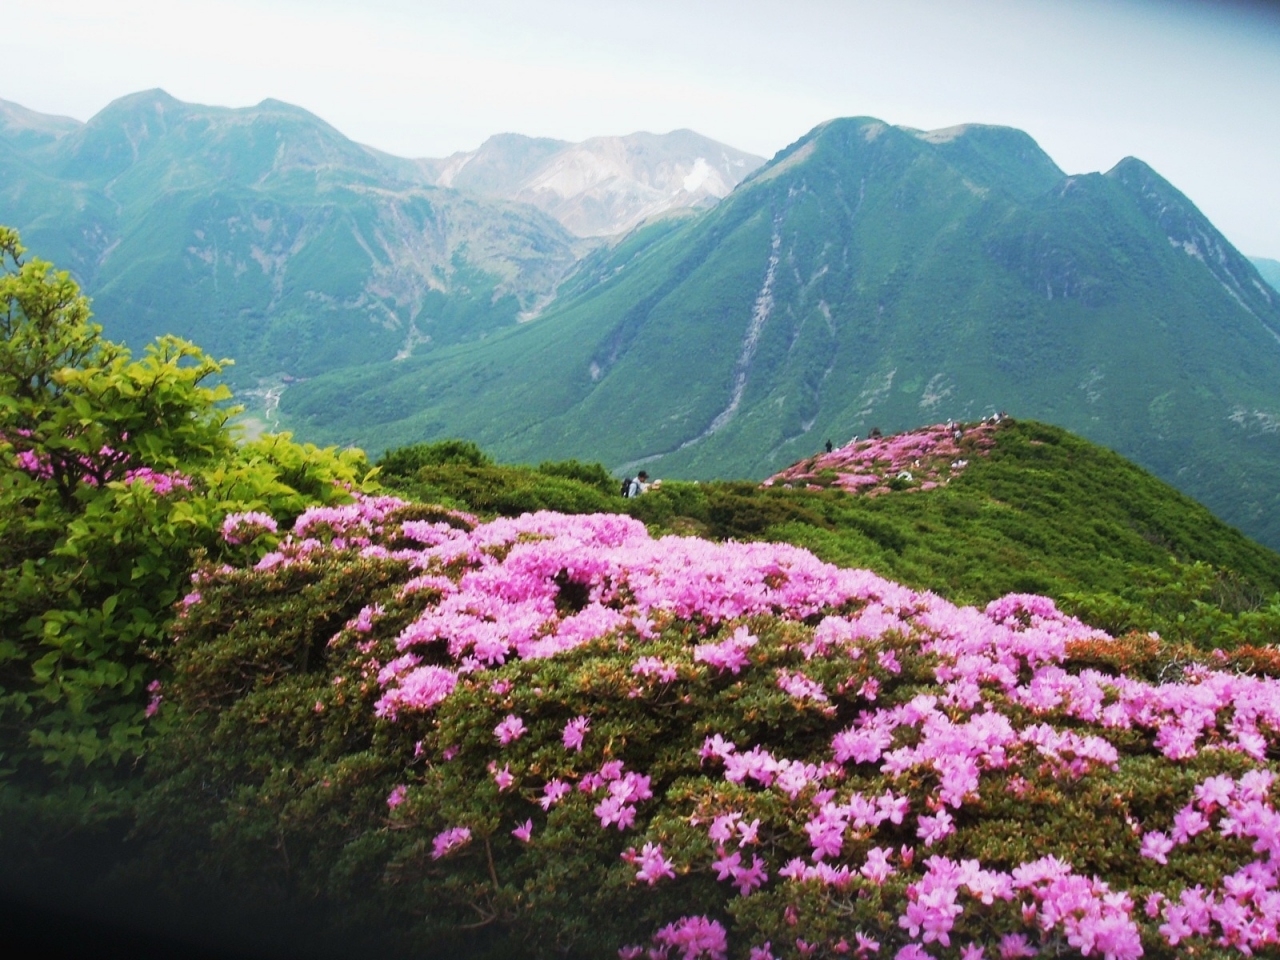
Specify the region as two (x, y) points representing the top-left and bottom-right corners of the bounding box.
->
(382, 460), (619, 518)
(377, 439), (494, 478)
(0, 227), (371, 778)
(536, 458), (618, 496)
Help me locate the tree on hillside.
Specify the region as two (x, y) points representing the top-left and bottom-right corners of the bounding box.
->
(0, 226), (369, 778)
(0, 226), (233, 504)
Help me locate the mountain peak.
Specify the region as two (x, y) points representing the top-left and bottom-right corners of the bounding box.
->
(1107, 154), (1279, 321)
(95, 88), (186, 118)
(0, 98), (81, 151)
(742, 116), (1063, 203)
(422, 129), (765, 237)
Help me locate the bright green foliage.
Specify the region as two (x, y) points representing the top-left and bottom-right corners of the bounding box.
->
(0, 227), (371, 776)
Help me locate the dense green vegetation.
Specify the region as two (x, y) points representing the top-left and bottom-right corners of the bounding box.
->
(0, 226), (371, 821)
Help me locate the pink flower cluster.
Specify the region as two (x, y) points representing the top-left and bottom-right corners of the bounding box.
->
(622, 841), (677, 886)
(620, 915), (728, 960)
(122, 466), (193, 496)
(9, 434), (194, 495)
(9, 437), (130, 485)
(203, 502), (1280, 957)
(343, 509), (875, 717)
(221, 511), (279, 545)
(583, 762), (653, 831)
(430, 826), (472, 859)
(694, 626), (758, 674)
(764, 419), (1003, 497)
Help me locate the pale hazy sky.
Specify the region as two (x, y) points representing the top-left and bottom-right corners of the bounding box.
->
(4, 0), (1280, 257)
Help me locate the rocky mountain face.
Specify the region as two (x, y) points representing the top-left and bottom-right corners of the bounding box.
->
(280, 117), (1280, 550)
(0, 91), (584, 387)
(405, 130), (765, 237)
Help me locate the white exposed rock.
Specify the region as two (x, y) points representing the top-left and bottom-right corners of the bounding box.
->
(415, 131), (763, 238)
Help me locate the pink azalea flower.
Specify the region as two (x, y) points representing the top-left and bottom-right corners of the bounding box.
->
(563, 715), (590, 752)
(1140, 830), (1174, 864)
(629, 841), (676, 885)
(997, 934), (1036, 959)
(594, 795), (637, 830)
(854, 932), (880, 954)
(430, 826), (471, 859)
(539, 779), (571, 810)
(917, 810), (955, 846)
(491, 762), (515, 791)
(494, 714), (527, 745)
(651, 916), (728, 960)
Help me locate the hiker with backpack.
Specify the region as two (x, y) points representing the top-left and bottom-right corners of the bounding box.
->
(622, 470), (651, 498)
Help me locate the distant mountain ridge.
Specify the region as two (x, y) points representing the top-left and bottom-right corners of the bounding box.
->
(0, 90), (586, 389)
(6, 91), (1280, 549)
(0, 92), (764, 393)
(1253, 256), (1280, 293)
(400, 130), (765, 237)
(279, 116), (1280, 549)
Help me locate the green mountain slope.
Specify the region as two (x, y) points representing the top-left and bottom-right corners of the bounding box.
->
(282, 117), (1280, 548)
(0, 91), (584, 388)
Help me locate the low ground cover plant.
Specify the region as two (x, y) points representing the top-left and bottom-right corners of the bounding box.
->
(148, 494), (1280, 958)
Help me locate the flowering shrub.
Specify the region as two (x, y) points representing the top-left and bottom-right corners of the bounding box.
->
(153, 499), (1280, 958)
(764, 421), (1002, 497)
